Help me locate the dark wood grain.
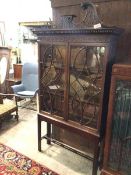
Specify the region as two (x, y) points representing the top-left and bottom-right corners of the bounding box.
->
(51, 0), (131, 63)
(101, 64), (131, 175)
(51, 0), (120, 8)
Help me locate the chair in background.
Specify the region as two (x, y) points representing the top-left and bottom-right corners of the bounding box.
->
(0, 93), (19, 128)
(11, 62), (38, 110)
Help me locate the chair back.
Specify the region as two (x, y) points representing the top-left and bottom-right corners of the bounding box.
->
(22, 62), (38, 91)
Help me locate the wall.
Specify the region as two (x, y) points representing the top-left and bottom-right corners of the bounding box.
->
(51, 0), (131, 63)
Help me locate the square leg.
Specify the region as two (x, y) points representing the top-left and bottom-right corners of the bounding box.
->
(38, 115), (41, 151)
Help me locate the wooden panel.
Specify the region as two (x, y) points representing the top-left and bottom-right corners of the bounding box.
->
(52, 5), (80, 25)
(97, 0), (131, 63)
(51, 0), (119, 8)
(13, 64), (22, 79)
(52, 0), (131, 63)
(53, 126), (95, 156)
(112, 64), (131, 76)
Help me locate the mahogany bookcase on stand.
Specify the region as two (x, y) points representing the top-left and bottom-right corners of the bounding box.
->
(31, 3), (123, 175)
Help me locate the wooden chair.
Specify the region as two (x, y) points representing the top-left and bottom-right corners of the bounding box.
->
(0, 93), (19, 128)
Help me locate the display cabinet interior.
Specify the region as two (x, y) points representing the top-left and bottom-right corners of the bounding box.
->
(39, 44), (106, 129)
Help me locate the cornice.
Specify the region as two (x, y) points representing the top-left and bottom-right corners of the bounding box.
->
(33, 27), (123, 37)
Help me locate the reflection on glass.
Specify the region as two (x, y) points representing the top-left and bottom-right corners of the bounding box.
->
(40, 45), (65, 117)
(0, 57), (7, 84)
(69, 46), (105, 128)
(109, 80), (131, 174)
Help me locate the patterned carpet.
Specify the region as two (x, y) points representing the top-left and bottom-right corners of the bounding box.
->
(0, 143), (59, 175)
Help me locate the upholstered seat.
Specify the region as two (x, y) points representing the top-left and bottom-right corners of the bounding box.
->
(0, 102), (16, 115)
(0, 93), (19, 128)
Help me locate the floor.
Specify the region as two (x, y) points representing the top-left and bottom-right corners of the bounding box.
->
(0, 106), (101, 175)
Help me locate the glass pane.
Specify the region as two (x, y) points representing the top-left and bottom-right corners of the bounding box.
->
(69, 46), (105, 128)
(108, 80), (131, 174)
(40, 45), (65, 118)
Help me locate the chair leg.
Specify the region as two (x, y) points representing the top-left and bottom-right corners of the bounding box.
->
(15, 114), (19, 121)
(15, 108), (19, 121)
(0, 120), (2, 129)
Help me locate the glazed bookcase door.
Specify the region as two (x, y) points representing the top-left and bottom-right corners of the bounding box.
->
(39, 43), (67, 118)
(107, 79), (131, 174)
(101, 64), (131, 175)
(68, 44), (106, 129)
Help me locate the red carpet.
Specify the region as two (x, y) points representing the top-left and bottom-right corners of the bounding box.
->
(0, 143), (59, 175)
